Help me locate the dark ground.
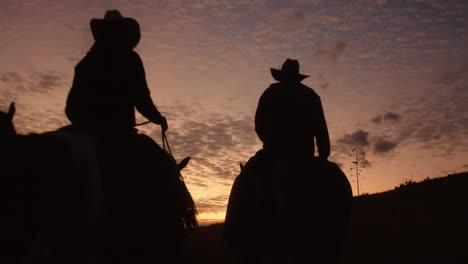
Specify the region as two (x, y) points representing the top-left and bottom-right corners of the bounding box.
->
(184, 172), (468, 264)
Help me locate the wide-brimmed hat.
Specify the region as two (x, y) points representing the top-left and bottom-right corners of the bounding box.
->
(90, 10), (140, 49)
(270, 58), (309, 82)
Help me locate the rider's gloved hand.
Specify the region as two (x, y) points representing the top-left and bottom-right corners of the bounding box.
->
(160, 116), (168, 132)
(151, 115), (168, 132)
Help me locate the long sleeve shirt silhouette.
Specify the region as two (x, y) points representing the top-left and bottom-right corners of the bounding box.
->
(66, 45), (162, 134)
(255, 81), (330, 158)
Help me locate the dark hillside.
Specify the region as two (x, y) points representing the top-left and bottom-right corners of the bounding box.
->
(343, 172), (468, 264)
(185, 172), (468, 263)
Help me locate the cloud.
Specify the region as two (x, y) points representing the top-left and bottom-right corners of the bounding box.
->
(395, 83), (468, 154)
(314, 41), (347, 60)
(374, 138), (398, 153)
(0, 71), (66, 98)
(316, 72), (330, 89)
(362, 74), (466, 160)
(361, 159), (372, 168)
(435, 65), (468, 84)
(134, 100), (264, 216)
(372, 116), (382, 124)
(337, 130), (370, 147)
(165, 114), (258, 164)
(35, 73), (64, 91)
(292, 0), (321, 5)
(320, 82), (330, 89)
(383, 112), (401, 122)
(137, 100), (260, 215)
(372, 112), (401, 123)
(195, 194), (230, 214)
(332, 130), (372, 165)
(0, 72), (22, 83)
(9, 103), (69, 135)
(292, 10), (306, 20)
(0, 72), (25, 104)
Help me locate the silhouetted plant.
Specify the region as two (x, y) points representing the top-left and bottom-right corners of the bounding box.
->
(399, 179), (416, 188)
(349, 148), (366, 196)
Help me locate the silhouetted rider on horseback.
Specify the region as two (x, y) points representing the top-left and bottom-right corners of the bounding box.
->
(64, 10), (187, 262)
(255, 58), (330, 159)
(225, 59), (335, 263)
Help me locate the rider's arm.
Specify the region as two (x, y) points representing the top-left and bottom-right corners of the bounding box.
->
(255, 87), (274, 144)
(131, 52), (165, 125)
(65, 60), (91, 128)
(315, 98), (330, 159)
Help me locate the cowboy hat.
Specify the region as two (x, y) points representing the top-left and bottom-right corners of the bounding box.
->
(270, 58), (309, 81)
(90, 10), (141, 49)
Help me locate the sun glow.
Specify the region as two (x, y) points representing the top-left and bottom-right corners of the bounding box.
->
(197, 212), (226, 226)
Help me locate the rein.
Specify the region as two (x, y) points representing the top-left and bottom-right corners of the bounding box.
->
(162, 130), (173, 159)
(135, 120), (173, 159)
(135, 121), (151, 126)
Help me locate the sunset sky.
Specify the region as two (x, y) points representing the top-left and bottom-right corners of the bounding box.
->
(1, 0), (467, 221)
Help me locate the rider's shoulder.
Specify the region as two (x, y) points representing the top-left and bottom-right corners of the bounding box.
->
(263, 82), (283, 94)
(259, 83), (279, 98)
(300, 83), (321, 99)
(269, 82), (282, 88)
(127, 50), (143, 61)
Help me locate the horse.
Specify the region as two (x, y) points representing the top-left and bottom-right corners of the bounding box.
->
(0, 103), (88, 263)
(0, 102), (198, 263)
(95, 130), (198, 263)
(224, 149), (352, 264)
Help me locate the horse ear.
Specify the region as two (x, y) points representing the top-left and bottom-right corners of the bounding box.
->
(7, 102), (15, 121)
(240, 163), (244, 171)
(177, 157), (191, 171)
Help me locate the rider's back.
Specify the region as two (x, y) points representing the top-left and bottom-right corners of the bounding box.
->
(255, 80), (330, 157)
(66, 46), (156, 134)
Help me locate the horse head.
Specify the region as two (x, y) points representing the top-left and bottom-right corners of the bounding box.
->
(0, 102), (17, 141)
